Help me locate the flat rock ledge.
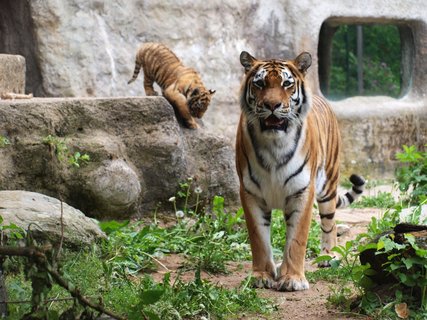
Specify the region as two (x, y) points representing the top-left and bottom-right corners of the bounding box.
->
(0, 190), (106, 247)
(0, 97), (239, 218)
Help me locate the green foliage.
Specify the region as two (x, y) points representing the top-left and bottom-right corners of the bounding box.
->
(170, 177), (204, 215)
(350, 191), (396, 209)
(102, 195), (249, 276)
(6, 233), (274, 319)
(129, 271), (275, 320)
(314, 200), (427, 318)
(365, 209), (400, 239)
(68, 151), (90, 168)
(42, 134), (90, 168)
(329, 24), (401, 99)
(377, 234), (427, 310)
(0, 135), (10, 148)
(0, 215), (26, 240)
(396, 144), (427, 205)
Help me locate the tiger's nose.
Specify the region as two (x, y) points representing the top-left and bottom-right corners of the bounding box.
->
(264, 102), (282, 111)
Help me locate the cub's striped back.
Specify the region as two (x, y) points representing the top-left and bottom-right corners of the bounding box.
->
(128, 43), (215, 129)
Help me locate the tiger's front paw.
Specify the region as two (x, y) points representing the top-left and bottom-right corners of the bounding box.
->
(275, 274), (309, 291)
(252, 271), (276, 289)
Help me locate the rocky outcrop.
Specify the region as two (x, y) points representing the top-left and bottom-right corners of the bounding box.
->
(1, 0), (426, 176)
(0, 190), (105, 247)
(0, 97), (239, 219)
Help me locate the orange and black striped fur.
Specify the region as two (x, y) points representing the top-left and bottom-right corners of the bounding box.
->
(235, 51), (365, 291)
(128, 43), (215, 129)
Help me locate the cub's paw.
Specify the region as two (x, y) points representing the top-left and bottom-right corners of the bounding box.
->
(275, 274), (309, 291)
(186, 119), (200, 129)
(252, 271), (276, 289)
(145, 90), (159, 96)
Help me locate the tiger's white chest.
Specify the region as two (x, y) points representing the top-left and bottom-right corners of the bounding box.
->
(242, 126), (311, 210)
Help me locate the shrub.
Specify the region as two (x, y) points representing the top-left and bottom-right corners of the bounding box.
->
(396, 145), (427, 205)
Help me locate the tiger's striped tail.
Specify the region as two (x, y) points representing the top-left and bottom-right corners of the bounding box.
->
(127, 59), (142, 84)
(336, 174), (366, 208)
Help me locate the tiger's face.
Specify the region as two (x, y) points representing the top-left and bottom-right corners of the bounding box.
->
(240, 51), (312, 132)
(187, 88), (216, 118)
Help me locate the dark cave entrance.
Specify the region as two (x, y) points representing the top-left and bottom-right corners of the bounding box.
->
(0, 0), (44, 96)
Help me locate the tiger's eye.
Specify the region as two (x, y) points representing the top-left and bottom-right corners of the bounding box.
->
(283, 80), (292, 87)
(253, 79), (264, 88)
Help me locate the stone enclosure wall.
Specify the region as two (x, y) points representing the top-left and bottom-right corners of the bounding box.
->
(0, 0), (426, 215)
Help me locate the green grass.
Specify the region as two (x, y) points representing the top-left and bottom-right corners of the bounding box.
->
(5, 162), (426, 319)
(3, 194), (277, 319)
(350, 191), (396, 209)
(5, 246), (275, 319)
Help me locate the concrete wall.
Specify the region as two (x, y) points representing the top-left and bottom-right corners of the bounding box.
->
(0, 0), (426, 178)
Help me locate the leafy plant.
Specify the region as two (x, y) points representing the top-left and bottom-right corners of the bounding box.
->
(42, 134), (90, 168)
(364, 209), (400, 239)
(0, 135), (10, 148)
(68, 151), (90, 168)
(314, 199), (427, 318)
(0, 215), (25, 241)
(129, 270), (275, 320)
(100, 195), (250, 277)
(378, 234), (427, 310)
(396, 144), (427, 205)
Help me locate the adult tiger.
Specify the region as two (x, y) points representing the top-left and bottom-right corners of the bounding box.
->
(235, 51), (365, 291)
(128, 43), (215, 129)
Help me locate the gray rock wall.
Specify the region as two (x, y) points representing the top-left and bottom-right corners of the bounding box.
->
(0, 0), (426, 177)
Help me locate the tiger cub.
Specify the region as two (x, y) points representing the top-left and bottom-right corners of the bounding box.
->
(128, 42), (215, 129)
(235, 51), (365, 291)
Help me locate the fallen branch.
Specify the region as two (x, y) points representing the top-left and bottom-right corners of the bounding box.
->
(0, 246), (127, 320)
(0, 92), (33, 100)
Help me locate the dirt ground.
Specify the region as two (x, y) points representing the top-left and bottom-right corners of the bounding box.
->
(148, 205), (387, 320)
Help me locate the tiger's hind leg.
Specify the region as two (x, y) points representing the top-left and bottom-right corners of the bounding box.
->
(143, 74), (159, 96)
(316, 174), (366, 267)
(317, 199), (338, 267)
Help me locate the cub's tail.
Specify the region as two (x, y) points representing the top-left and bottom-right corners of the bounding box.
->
(336, 174), (366, 209)
(127, 59), (142, 84)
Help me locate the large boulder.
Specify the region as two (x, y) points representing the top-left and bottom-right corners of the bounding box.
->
(0, 190), (105, 247)
(0, 97), (239, 218)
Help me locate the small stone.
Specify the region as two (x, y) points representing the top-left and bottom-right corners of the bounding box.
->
(337, 224), (351, 236)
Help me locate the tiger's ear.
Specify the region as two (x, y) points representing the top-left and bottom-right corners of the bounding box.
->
(240, 51), (257, 72)
(209, 89), (216, 95)
(295, 52), (312, 74)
